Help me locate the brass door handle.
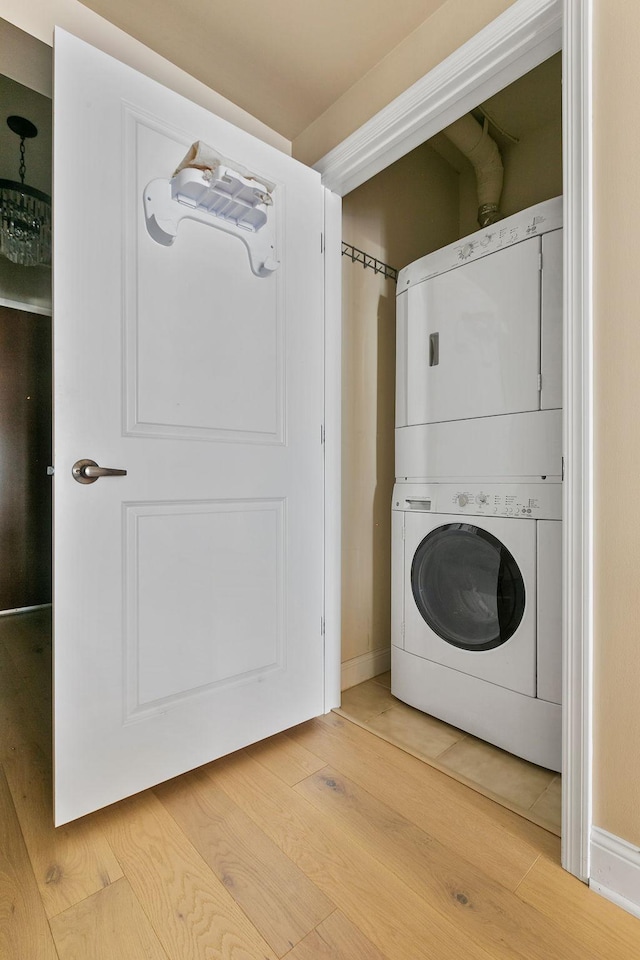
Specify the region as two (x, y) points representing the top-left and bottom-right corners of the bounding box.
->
(72, 459), (127, 484)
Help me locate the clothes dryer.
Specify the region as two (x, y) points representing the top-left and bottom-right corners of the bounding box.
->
(391, 480), (562, 770)
(395, 197), (562, 462)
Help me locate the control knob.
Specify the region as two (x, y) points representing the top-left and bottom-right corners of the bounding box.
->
(457, 493), (469, 507)
(477, 492), (488, 505)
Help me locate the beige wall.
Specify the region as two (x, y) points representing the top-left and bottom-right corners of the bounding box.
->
(592, 0), (640, 846)
(341, 143), (459, 671)
(458, 116), (563, 236)
(498, 118), (563, 220)
(0, 1), (289, 153)
(293, 0), (517, 166)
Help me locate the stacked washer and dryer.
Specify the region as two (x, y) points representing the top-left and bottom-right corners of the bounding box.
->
(391, 196), (563, 772)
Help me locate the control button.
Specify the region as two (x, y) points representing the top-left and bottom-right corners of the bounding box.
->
(459, 243), (473, 260)
(457, 493), (469, 507)
(477, 492), (488, 505)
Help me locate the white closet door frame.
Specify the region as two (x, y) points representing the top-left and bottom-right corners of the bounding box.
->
(317, 0), (592, 882)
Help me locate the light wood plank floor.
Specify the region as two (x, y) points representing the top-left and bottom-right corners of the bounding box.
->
(338, 674), (562, 836)
(2, 609), (639, 959)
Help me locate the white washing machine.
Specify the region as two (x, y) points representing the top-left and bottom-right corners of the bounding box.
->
(391, 480), (562, 771)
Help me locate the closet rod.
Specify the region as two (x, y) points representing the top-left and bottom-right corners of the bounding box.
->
(341, 242), (398, 282)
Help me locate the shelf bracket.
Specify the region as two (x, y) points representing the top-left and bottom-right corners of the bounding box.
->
(341, 242), (398, 282)
(143, 165), (279, 279)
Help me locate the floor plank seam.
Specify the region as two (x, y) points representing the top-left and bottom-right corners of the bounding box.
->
(512, 853), (543, 896)
(277, 908), (342, 960)
(153, 771), (334, 957)
(525, 775), (559, 812)
(247, 745), (330, 787)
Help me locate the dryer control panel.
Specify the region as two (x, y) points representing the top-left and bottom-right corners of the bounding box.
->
(393, 481), (562, 521)
(397, 196), (562, 289)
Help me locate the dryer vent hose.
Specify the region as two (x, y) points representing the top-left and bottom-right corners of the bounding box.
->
(444, 114), (503, 227)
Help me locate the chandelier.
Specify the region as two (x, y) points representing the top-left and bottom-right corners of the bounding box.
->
(0, 115), (51, 267)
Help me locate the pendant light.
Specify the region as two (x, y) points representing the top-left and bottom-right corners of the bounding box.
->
(0, 115), (51, 267)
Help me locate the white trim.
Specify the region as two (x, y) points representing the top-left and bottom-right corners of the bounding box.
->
(316, 0), (592, 881)
(315, 0), (562, 197)
(341, 648), (391, 692)
(561, 0), (593, 883)
(0, 296), (52, 317)
(323, 187), (342, 712)
(590, 827), (640, 919)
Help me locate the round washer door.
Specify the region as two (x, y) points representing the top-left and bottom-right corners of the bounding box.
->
(411, 522), (526, 651)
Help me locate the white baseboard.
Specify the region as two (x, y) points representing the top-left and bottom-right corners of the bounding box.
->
(341, 647), (391, 691)
(590, 826), (640, 919)
(0, 603), (52, 617)
(0, 296), (52, 317)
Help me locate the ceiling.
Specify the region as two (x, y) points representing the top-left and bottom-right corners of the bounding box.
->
(78, 0), (450, 140)
(0, 37), (559, 208)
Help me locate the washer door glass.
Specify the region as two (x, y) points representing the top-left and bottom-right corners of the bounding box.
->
(411, 523), (526, 651)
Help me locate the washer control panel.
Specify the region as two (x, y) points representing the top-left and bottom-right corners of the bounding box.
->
(454, 489), (542, 516)
(394, 482), (562, 521)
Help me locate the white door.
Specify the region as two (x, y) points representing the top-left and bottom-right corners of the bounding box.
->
(402, 237), (541, 425)
(53, 30), (326, 825)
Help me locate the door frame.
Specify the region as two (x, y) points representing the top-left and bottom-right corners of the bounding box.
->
(316, 0), (592, 882)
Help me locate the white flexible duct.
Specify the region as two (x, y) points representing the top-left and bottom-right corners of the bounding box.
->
(444, 114), (503, 226)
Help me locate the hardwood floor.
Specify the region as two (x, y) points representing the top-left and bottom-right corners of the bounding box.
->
(338, 674), (562, 836)
(2, 610), (639, 959)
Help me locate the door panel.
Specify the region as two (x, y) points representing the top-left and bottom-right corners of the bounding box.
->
(53, 30), (325, 824)
(129, 110), (282, 443)
(404, 238), (541, 425)
(125, 499), (283, 715)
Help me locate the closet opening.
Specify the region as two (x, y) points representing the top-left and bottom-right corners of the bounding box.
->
(337, 52), (563, 836)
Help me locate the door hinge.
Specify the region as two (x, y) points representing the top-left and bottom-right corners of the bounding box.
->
(562, 456), (565, 481)
(320, 424), (325, 445)
(539, 251), (543, 271)
(537, 373), (542, 392)
(401, 621), (405, 641)
(320, 233), (324, 254)
(321, 616), (325, 637)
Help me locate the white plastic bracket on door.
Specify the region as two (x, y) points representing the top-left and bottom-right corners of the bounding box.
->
(143, 166), (279, 278)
